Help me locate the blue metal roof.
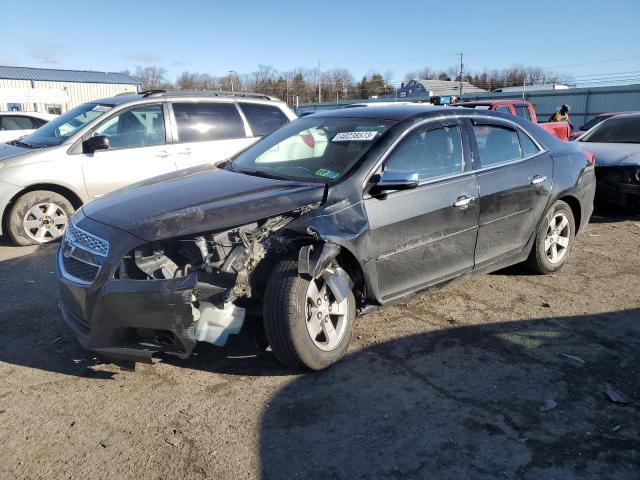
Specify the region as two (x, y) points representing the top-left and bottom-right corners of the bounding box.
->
(0, 66), (141, 85)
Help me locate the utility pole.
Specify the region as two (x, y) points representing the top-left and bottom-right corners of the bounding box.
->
(228, 70), (236, 93)
(318, 60), (322, 103)
(457, 52), (464, 97)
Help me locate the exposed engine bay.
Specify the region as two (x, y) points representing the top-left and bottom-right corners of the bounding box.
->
(112, 210), (312, 350)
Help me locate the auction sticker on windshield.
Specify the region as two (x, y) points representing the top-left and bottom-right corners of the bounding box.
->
(315, 168), (340, 179)
(333, 131), (378, 142)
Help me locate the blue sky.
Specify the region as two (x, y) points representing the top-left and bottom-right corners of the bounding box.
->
(1, 0), (639, 86)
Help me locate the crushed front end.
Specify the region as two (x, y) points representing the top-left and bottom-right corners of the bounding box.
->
(57, 209), (308, 364)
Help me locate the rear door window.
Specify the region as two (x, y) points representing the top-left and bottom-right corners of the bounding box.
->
(239, 103), (289, 136)
(172, 102), (245, 142)
(473, 124), (522, 167)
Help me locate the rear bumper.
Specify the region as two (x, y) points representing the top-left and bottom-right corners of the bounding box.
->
(576, 167), (596, 235)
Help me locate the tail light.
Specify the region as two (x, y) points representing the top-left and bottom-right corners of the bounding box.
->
(582, 150), (595, 167)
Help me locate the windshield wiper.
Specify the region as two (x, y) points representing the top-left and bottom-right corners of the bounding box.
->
(8, 139), (34, 148)
(237, 169), (289, 181)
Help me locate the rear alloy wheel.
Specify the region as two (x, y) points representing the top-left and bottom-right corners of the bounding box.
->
(263, 258), (355, 370)
(544, 211), (571, 265)
(7, 190), (74, 246)
(526, 200), (575, 274)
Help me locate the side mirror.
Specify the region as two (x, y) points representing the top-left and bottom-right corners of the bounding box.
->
(83, 135), (109, 154)
(371, 169), (419, 193)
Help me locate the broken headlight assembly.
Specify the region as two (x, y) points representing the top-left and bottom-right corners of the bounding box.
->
(112, 215), (295, 348)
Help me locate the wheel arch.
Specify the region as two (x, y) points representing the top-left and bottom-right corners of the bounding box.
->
(2, 183), (84, 234)
(557, 194), (582, 233)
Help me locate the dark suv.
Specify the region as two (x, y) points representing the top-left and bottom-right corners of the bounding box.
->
(57, 105), (596, 370)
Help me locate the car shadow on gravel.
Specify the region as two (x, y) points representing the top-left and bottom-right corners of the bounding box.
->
(259, 309), (640, 480)
(590, 205), (640, 224)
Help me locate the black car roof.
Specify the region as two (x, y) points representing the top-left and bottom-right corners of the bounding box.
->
(309, 105), (452, 121)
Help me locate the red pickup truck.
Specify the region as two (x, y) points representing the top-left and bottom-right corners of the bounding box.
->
(455, 100), (571, 141)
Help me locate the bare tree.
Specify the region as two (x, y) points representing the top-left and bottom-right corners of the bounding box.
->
(135, 66), (172, 90)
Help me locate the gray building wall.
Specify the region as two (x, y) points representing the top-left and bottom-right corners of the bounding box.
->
(0, 78), (139, 113)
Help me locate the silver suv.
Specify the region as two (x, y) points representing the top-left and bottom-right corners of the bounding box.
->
(0, 91), (296, 245)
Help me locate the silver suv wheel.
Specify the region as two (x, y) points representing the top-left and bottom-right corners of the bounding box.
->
(23, 202), (69, 243)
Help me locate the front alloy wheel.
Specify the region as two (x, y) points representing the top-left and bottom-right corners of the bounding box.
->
(23, 202), (69, 243)
(6, 190), (75, 246)
(263, 258), (355, 370)
(305, 276), (350, 351)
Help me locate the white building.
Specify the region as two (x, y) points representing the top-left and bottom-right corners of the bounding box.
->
(0, 66), (141, 114)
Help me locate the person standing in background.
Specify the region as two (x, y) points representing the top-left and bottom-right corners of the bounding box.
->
(550, 104), (573, 130)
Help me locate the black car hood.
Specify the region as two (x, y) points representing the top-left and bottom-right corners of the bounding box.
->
(82, 165), (325, 241)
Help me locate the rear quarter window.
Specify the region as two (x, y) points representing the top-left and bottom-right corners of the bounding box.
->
(240, 103), (289, 137)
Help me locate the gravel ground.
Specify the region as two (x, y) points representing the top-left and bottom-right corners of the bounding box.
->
(0, 208), (639, 479)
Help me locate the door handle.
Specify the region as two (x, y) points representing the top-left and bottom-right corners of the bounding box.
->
(155, 150), (170, 159)
(531, 175), (547, 186)
(454, 196), (475, 209)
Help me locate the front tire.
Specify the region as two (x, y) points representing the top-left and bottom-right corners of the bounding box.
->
(6, 190), (74, 246)
(526, 200), (575, 274)
(263, 258), (355, 371)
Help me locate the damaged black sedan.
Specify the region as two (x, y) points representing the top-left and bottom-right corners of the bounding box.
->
(58, 106), (595, 370)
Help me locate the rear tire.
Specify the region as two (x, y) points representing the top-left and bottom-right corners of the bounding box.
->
(526, 200), (575, 274)
(6, 190), (74, 246)
(263, 258), (355, 371)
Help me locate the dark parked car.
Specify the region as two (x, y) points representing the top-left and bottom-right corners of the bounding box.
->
(57, 106), (596, 370)
(576, 112), (640, 211)
(569, 111), (640, 140)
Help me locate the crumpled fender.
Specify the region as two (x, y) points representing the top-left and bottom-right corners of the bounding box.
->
(298, 243), (353, 303)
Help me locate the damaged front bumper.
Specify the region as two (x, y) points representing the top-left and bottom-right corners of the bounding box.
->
(57, 215), (249, 364)
(59, 267), (200, 363)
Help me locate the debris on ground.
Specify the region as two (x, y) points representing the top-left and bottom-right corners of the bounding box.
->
(561, 353), (586, 367)
(541, 302), (551, 308)
(540, 399), (558, 411)
(604, 383), (629, 404)
(165, 435), (181, 447)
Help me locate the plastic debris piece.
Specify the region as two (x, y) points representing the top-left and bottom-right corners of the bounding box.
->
(540, 399), (558, 411)
(561, 353), (586, 367)
(604, 383), (629, 404)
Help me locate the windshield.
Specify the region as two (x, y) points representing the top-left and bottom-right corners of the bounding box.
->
(21, 102), (114, 147)
(579, 116), (640, 144)
(231, 117), (395, 182)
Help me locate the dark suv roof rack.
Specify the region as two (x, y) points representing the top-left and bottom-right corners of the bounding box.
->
(141, 89), (167, 98)
(138, 90), (281, 101)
